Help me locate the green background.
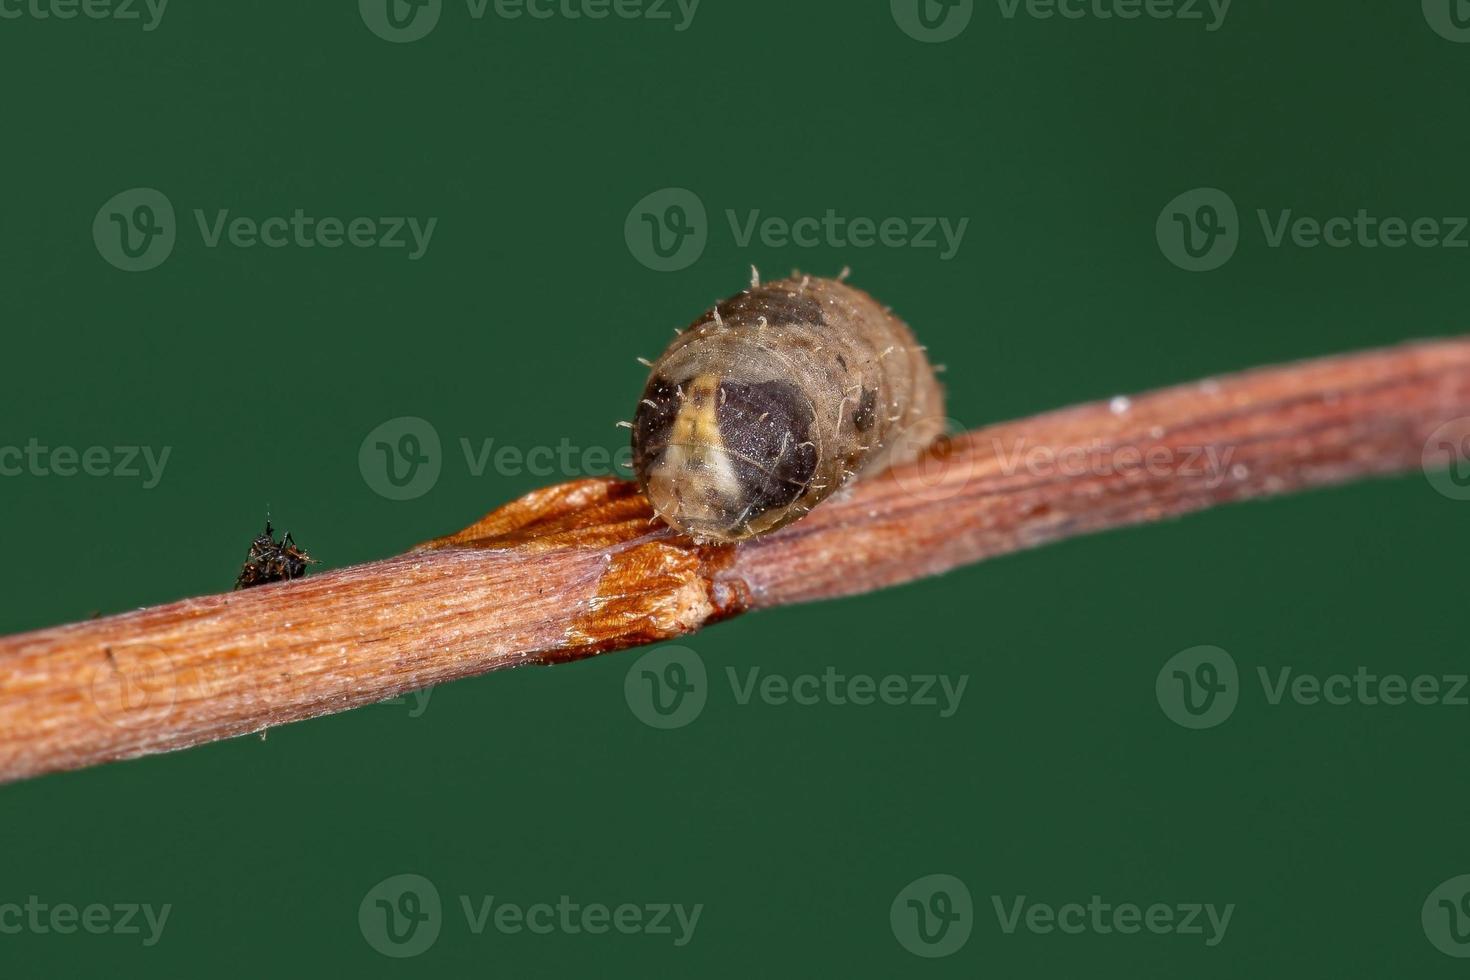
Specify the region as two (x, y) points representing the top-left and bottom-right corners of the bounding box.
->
(3, 0), (1469, 975)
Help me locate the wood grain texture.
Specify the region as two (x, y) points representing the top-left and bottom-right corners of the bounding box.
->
(2, 337), (1468, 784)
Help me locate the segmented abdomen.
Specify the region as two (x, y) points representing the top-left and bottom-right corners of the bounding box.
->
(632, 275), (945, 542)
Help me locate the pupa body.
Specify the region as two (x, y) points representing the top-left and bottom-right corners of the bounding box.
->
(631, 274), (945, 542)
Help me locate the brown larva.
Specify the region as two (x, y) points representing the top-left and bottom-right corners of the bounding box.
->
(631, 271), (945, 543)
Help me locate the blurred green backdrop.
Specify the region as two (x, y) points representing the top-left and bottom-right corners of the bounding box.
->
(3, 1), (1469, 976)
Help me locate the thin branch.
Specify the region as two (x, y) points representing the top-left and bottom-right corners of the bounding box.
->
(2, 337), (1468, 784)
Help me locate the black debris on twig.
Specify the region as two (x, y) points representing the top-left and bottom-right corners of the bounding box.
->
(234, 521), (317, 590)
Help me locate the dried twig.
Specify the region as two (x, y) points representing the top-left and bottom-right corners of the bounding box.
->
(2, 337), (1468, 784)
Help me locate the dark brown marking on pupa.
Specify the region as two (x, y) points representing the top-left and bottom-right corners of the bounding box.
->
(631, 275), (945, 543)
